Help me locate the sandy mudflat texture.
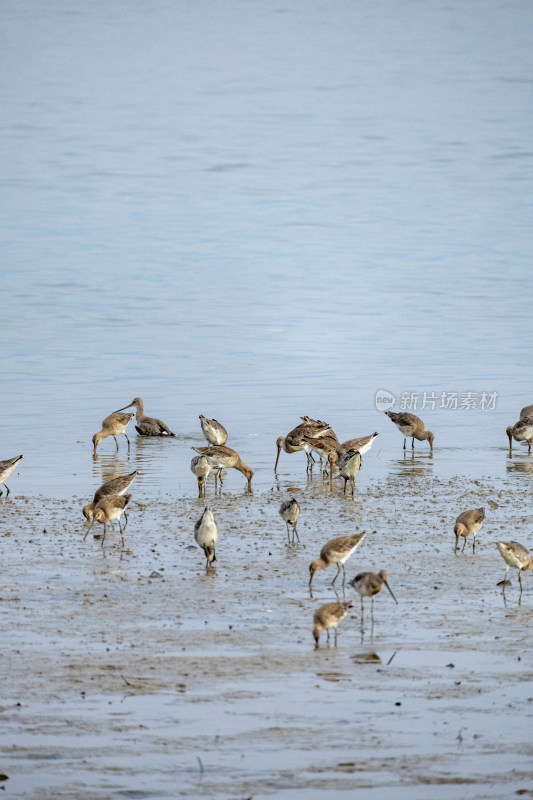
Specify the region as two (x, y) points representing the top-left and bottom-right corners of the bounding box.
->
(1, 472), (533, 799)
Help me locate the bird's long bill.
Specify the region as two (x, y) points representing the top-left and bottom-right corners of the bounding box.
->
(384, 580), (398, 604)
(83, 520), (95, 541)
(114, 404), (133, 413)
(274, 446), (281, 471)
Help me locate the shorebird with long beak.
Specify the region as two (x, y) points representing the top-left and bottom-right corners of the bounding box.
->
(338, 449), (362, 496)
(309, 532), (366, 588)
(0, 455), (23, 497)
(199, 415), (228, 446)
(303, 433), (340, 476)
(350, 570), (398, 620)
(454, 507), (485, 553)
(279, 497), (300, 543)
(83, 470), (138, 521)
(496, 541), (533, 594)
(190, 455), (213, 497)
(115, 397), (175, 437)
(191, 445), (253, 490)
(312, 601), (352, 648)
(506, 416), (533, 453)
(92, 412), (134, 454)
(275, 417), (335, 471)
(194, 506), (219, 567)
(336, 432), (379, 457)
(84, 494), (132, 548)
(385, 411), (434, 452)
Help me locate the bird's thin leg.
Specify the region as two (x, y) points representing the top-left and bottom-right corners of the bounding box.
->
(334, 628), (338, 646)
(286, 522), (290, 543)
(119, 520), (124, 547)
(331, 563), (341, 585)
(403, 438), (406, 450)
(326, 629), (330, 646)
(125, 433), (130, 448)
(360, 596), (364, 619)
(529, 443), (531, 454)
(461, 538), (466, 553)
(518, 571), (523, 594)
(113, 435), (119, 451)
(343, 479), (347, 495)
(341, 563), (346, 587)
(293, 524), (300, 543)
(412, 437), (415, 449)
(472, 536), (476, 554)
(502, 565), (510, 590)
(101, 523), (107, 548)
(4, 483), (10, 497)
(351, 478), (355, 497)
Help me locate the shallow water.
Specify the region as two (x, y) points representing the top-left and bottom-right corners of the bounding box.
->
(1, 0), (533, 796)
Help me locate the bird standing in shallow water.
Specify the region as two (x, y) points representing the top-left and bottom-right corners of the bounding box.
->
(92, 413), (134, 454)
(190, 455), (213, 497)
(309, 532), (367, 587)
(313, 601), (352, 648)
(84, 494), (132, 547)
(337, 449), (362, 496)
(350, 570), (398, 620)
(384, 411), (434, 452)
(275, 417), (335, 471)
(454, 507), (484, 553)
(83, 470), (138, 521)
(496, 541), (533, 594)
(115, 398), (175, 436)
(191, 445), (253, 490)
(199, 415), (228, 446)
(336, 432), (379, 457)
(194, 507), (218, 567)
(506, 416), (533, 453)
(0, 455), (23, 497)
(279, 497), (300, 543)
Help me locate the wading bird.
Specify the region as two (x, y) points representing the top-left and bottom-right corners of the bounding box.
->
(194, 506), (219, 567)
(84, 494), (132, 547)
(496, 541), (533, 594)
(199, 415), (228, 446)
(279, 497), (300, 543)
(506, 416), (533, 453)
(454, 507), (485, 553)
(312, 601), (352, 648)
(190, 455), (213, 497)
(83, 470), (138, 521)
(191, 445), (253, 490)
(115, 397), (175, 437)
(338, 449), (362, 495)
(309, 532), (367, 587)
(385, 411), (434, 452)
(0, 454), (23, 497)
(350, 570), (398, 620)
(275, 417), (335, 471)
(92, 412), (134, 454)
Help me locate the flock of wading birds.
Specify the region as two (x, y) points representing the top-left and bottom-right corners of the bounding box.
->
(1, 398), (533, 647)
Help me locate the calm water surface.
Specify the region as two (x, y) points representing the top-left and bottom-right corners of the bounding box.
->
(1, 0), (532, 496)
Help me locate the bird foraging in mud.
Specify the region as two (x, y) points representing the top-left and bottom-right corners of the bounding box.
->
(453, 507), (485, 553)
(190, 455), (213, 497)
(384, 411), (434, 452)
(312, 601), (352, 648)
(92, 413), (134, 454)
(199, 415), (228, 446)
(82, 470), (138, 521)
(194, 507), (219, 567)
(337, 449), (362, 496)
(309, 532), (367, 588)
(496, 541), (533, 594)
(84, 494), (132, 547)
(279, 497), (300, 543)
(191, 445), (253, 491)
(350, 570), (398, 620)
(0, 454), (23, 497)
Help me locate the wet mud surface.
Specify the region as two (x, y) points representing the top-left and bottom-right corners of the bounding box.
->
(2, 468), (533, 799)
